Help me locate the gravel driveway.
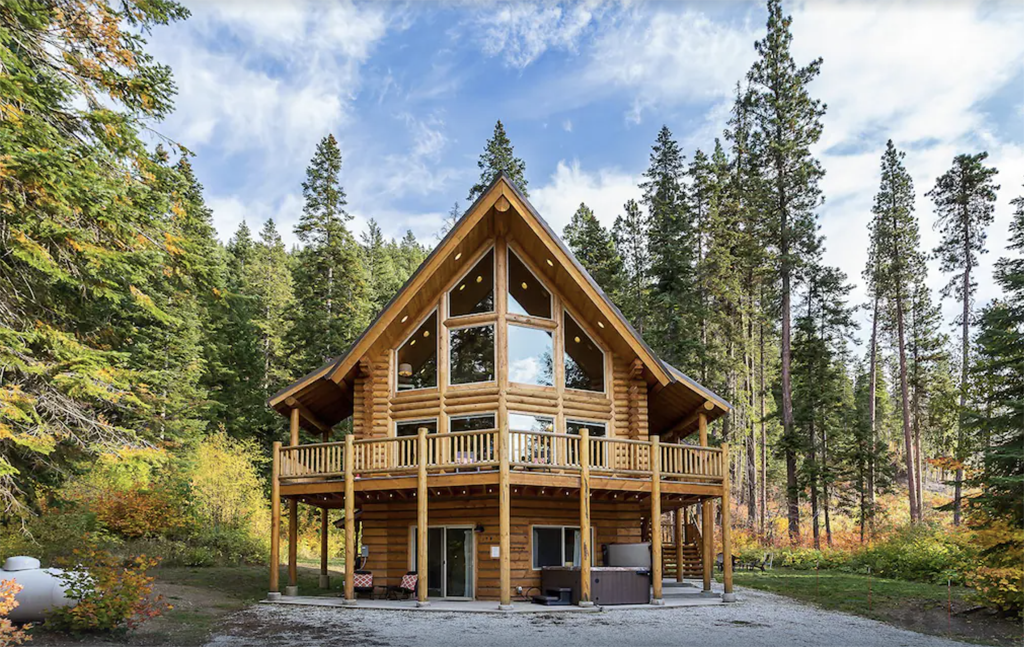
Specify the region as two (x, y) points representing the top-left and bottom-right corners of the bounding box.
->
(203, 588), (973, 647)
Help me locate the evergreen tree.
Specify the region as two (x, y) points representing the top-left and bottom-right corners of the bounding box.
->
(965, 184), (1023, 531)
(362, 219), (402, 316)
(395, 230), (428, 280)
(871, 139), (927, 522)
(642, 127), (700, 372)
(613, 199), (651, 333)
(467, 120), (528, 202)
(289, 135), (369, 372)
(563, 203), (624, 298)
(927, 152), (1000, 525)
(746, 0), (826, 541)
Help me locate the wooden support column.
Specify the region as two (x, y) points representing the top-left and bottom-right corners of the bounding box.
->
(343, 434), (356, 604)
(319, 430), (330, 590)
(722, 442), (736, 602)
(269, 441), (281, 596)
(674, 508), (684, 583)
(650, 435), (663, 605)
(700, 412), (713, 594)
(496, 236), (513, 611)
(417, 427), (430, 607)
(286, 408), (299, 595)
(578, 428), (593, 607)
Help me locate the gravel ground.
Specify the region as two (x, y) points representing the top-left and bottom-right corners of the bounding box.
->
(203, 588), (974, 647)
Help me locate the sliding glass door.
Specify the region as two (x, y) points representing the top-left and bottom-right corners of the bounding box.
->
(413, 526), (475, 599)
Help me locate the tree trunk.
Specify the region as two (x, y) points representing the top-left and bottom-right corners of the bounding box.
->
(809, 416), (820, 550)
(759, 309), (768, 541)
(823, 425), (832, 547)
(954, 234), (971, 526)
(895, 290), (919, 522)
(780, 211), (798, 543)
(867, 294), (879, 534)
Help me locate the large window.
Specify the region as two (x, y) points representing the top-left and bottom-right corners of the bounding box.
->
(567, 420), (607, 467)
(397, 311), (437, 391)
(449, 249), (494, 317)
(449, 324), (495, 385)
(449, 414), (496, 432)
(507, 324), (553, 387)
(396, 419), (438, 437)
(532, 526), (592, 569)
(564, 313), (605, 392)
(508, 250), (551, 318)
(509, 412), (554, 465)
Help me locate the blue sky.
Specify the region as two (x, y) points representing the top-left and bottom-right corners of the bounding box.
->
(147, 0), (1024, 343)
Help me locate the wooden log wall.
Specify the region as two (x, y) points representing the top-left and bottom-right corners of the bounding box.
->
(359, 496), (643, 601)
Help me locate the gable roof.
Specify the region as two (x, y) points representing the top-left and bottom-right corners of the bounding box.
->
(269, 173), (730, 435)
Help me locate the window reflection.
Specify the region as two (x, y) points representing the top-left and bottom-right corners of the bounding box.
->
(397, 312), (437, 391)
(396, 419), (438, 436)
(449, 324), (495, 384)
(507, 324), (553, 387)
(564, 313), (604, 392)
(450, 414), (496, 432)
(449, 249), (494, 317)
(508, 250), (551, 318)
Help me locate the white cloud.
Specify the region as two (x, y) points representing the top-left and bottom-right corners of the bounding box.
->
(562, 119), (573, 133)
(470, 0), (605, 68)
(530, 160), (643, 234)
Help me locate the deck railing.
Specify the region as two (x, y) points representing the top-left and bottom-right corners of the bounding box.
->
(279, 430), (724, 483)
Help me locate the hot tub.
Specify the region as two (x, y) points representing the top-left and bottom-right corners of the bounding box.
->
(540, 566), (651, 605)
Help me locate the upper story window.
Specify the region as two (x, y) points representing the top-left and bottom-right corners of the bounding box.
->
(449, 324), (495, 385)
(396, 419), (438, 436)
(507, 324), (553, 387)
(564, 312), (604, 392)
(450, 414), (496, 432)
(449, 249), (494, 317)
(397, 311), (437, 391)
(508, 250), (551, 319)
(566, 420), (606, 437)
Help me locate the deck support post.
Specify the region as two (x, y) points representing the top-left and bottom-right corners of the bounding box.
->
(319, 507), (330, 589)
(497, 399), (512, 610)
(721, 442), (735, 602)
(343, 433), (356, 605)
(578, 428), (593, 607)
(699, 412), (713, 594)
(269, 441), (281, 598)
(286, 407), (300, 596)
(650, 435), (663, 605)
(674, 508), (684, 583)
(417, 427), (430, 607)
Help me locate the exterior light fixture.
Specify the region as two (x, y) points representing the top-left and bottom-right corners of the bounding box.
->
(401, 315), (409, 323)
(597, 321), (605, 328)
(574, 336), (581, 343)
(521, 282), (528, 290)
(410, 339), (416, 346)
(459, 284), (466, 291)
(399, 363), (413, 377)
(476, 275), (482, 283)
(546, 259), (554, 267)
(423, 330), (430, 337)
(455, 252), (462, 260)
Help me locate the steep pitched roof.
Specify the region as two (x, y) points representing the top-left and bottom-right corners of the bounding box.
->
(269, 173), (730, 435)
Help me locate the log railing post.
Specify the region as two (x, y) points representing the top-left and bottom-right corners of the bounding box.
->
(417, 427), (430, 607)
(286, 408), (300, 596)
(343, 433), (356, 605)
(578, 428), (593, 607)
(722, 442), (736, 602)
(700, 412), (713, 595)
(650, 435), (663, 605)
(674, 508), (684, 583)
(498, 400), (512, 610)
(269, 441), (281, 597)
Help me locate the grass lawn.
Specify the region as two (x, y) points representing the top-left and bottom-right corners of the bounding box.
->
(727, 567), (1021, 646)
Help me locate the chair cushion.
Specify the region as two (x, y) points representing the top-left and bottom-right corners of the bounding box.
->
(400, 573), (418, 591)
(353, 572), (373, 588)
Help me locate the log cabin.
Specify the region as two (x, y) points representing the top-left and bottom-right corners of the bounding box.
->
(266, 173), (735, 608)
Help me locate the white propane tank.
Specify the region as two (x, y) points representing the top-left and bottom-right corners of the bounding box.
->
(1, 556), (76, 622)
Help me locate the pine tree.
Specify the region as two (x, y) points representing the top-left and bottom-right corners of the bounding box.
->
(965, 184), (1023, 530)
(289, 134), (369, 372)
(871, 139), (927, 522)
(467, 120), (528, 202)
(746, 0), (826, 541)
(613, 199), (651, 333)
(395, 230), (428, 280)
(927, 152), (1000, 525)
(642, 126), (700, 372)
(563, 203), (624, 298)
(362, 219), (402, 316)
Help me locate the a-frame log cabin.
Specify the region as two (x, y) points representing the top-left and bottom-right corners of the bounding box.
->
(267, 174), (735, 608)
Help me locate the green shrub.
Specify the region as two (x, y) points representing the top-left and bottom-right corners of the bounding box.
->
(850, 524), (972, 584)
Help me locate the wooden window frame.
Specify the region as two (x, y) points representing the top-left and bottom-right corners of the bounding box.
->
(530, 525), (595, 570)
(447, 245), (496, 321)
(447, 321), (497, 388)
(394, 308), (439, 395)
(562, 309), (608, 395)
(506, 246), (553, 321)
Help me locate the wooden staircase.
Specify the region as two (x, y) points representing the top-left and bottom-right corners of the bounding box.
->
(664, 542), (703, 579)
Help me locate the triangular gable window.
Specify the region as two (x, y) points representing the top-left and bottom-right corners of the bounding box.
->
(449, 249), (494, 317)
(507, 249), (551, 319)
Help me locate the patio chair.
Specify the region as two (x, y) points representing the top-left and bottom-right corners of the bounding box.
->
(386, 571), (418, 600)
(353, 570), (375, 598)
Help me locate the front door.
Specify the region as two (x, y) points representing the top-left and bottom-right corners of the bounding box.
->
(415, 526), (474, 599)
